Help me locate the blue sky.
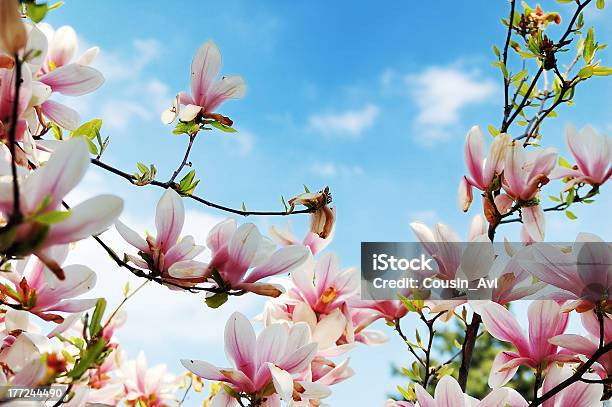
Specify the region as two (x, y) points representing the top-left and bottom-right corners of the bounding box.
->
(47, 0), (612, 405)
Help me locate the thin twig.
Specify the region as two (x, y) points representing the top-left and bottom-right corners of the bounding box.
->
(8, 54), (22, 224)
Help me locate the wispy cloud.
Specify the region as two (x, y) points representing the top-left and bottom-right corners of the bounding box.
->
(405, 65), (496, 145)
(308, 104), (379, 137)
(310, 161), (363, 177)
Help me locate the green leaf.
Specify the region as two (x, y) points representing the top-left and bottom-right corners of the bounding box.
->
(303, 185), (311, 193)
(205, 292), (228, 308)
(577, 65), (593, 79)
(492, 45), (501, 59)
(593, 66), (612, 76)
(89, 298), (106, 338)
(209, 121), (237, 133)
(487, 124), (500, 136)
(565, 210), (577, 220)
(67, 338), (106, 379)
(556, 0), (574, 3)
(71, 118), (103, 140)
(49, 122), (63, 140)
(241, 202), (247, 212)
(597, 0), (605, 9)
(32, 210), (71, 225)
(281, 196), (288, 212)
(548, 195), (561, 202)
(583, 28), (596, 64)
(26, 2), (49, 23)
(123, 282), (130, 297)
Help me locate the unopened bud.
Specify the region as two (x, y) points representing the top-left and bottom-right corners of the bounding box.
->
(0, 0), (27, 54)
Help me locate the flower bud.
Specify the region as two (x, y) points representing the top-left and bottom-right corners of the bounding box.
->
(0, 0), (27, 54)
(458, 176), (473, 212)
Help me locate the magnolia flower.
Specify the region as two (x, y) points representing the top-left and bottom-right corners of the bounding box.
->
(0, 245), (98, 322)
(410, 215), (487, 281)
(0, 138), (123, 257)
(116, 188), (208, 284)
(119, 352), (179, 407)
(501, 141), (557, 242)
(550, 310), (612, 379)
(269, 221), (334, 256)
(182, 312), (320, 405)
(288, 187), (335, 239)
(474, 301), (573, 388)
(460, 126), (509, 212)
(162, 40), (246, 124)
(521, 233), (612, 312)
(23, 23), (104, 131)
(414, 375), (527, 407)
(551, 125), (611, 187)
(0, 62), (33, 143)
(351, 299), (408, 323)
(203, 219), (311, 296)
(537, 364), (603, 407)
(290, 253), (359, 315)
(384, 400), (414, 407)
(0, 0), (27, 54)
(0, 332), (49, 388)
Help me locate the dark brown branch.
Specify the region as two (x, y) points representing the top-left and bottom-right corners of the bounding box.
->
(501, 0), (517, 129)
(8, 54), (22, 224)
(90, 158), (314, 217)
(457, 313), (481, 390)
(167, 133), (195, 185)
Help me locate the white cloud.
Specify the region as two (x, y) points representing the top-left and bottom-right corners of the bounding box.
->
(408, 210), (439, 224)
(223, 130), (255, 157)
(310, 161), (363, 177)
(308, 104), (379, 137)
(93, 38), (162, 82)
(407, 66), (496, 126)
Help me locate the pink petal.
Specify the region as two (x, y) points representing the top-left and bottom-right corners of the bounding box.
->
(41, 100), (80, 130)
(47, 298), (98, 313)
(48, 26), (77, 67)
(39, 63), (104, 96)
(434, 375), (465, 407)
(489, 351), (521, 388)
(167, 260), (208, 279)
(483, 133), (509, 186)
(494, 193), (514, 215)
(224, 312), (256, 379)
(477, 388), (511, 407)
(228, 223), (261, 272)
(278, 342), (317, 374)
(22, 138), (89, 212)
(256, 324), (288, 367)
(528, 301), (568, 362)
(180, 359), (224, 381)
(45, 195), (123, 246)
(458, 176), (474, 212)
(548, 334), (597, 356)
(504, 142), (527, 198)
(207, 218), (237, 252)
(472, 301), (530, 356)
(467, 215), (487, 241)
(314, 253), (340, 296)
(464, 126), (485, 188)
(414, 383), (435, 407)
(155, 188), (185, 250)
(191, 40), (221, 106)
(115, 220), (149, 252)
(203, 75), (247, 112)
(77, 46), (99, 65)
(244, 245), (309, 284)
(42, 264), (96, 299)
(267, 364), (294, 402)
(521, 204), (545, 242)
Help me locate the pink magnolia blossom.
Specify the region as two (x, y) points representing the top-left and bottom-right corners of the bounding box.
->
(414, 375), (527, 407)
(460, 126), (509, 212)
(550, 310), (612, 378)
(269, 221), (334, 256)
(0, 138), (123, 255)
(474, 301), (573, 388)
(551, 125), (611, 187)
(538, 364), (604, 407)
(182, 312), (320, 405)
(23, 23), (104, 131)
(384, 400), (414, 407)
(351, 299), (408, 323)
(521, 233), (612, 312)
(118, 352), (179, 407)
(162, 40), (246, 124)
(501, 141), (557, 242)
(0, 62), (32, 143)
(116, 188), (208, 285)
(202, 218), (311, 296)
(0, 245), (98, 322)
(0, 332), (51, 388)
(410, 215), (487, 281)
